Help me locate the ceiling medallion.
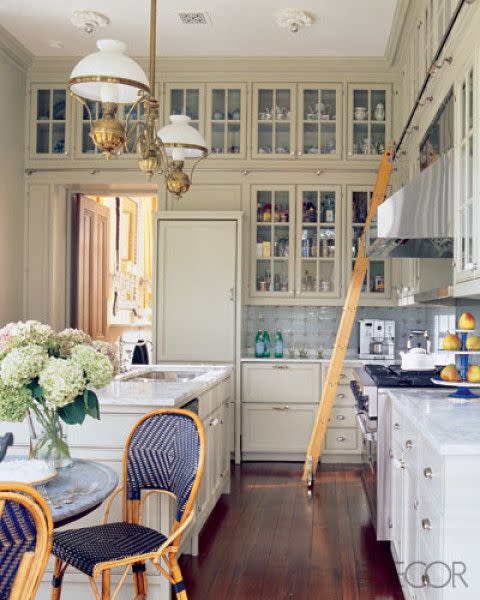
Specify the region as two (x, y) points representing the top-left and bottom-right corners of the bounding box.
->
(71, 10), (110, 35)
(67, 1), (208, 197)
(276, 9), (313, 33)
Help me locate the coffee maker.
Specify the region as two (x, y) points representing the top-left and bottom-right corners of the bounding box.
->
(359, 319), (395, 360)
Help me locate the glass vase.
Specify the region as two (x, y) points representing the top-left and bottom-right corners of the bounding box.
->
(29, 412), (73, 469)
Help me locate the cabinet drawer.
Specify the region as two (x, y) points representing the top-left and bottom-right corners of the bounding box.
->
(328, 406), (357, 428)
(242, 403), (315, 453)
(324, 428), (359, 452)
(334, 384), (355, 407)
(198, 389), (214, 420)
(419, 441), (444, 509)
(417, 497), (443, 564)
(242, 362), (321, 404)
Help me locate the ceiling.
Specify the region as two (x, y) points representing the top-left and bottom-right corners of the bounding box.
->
(0, 0), (398, 57)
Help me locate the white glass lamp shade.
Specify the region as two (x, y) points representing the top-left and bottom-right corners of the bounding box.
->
(157, 115), (208, 159)
(69, 39), (150, 104)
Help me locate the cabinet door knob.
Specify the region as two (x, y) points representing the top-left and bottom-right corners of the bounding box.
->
(422, 574), (430, 588)
(423, 467), (433, 479)
(393, 422), (400, 430)
(297, 151), (303, 156)
(405, 439), (414, 449)
(339, 374), (346, 380)
(421, 518), (432, 531)
(336, 436), (346, 442)
(336, 393), (345, 399)
(272, 406), (289, 411)
(336, 414), (346, 421)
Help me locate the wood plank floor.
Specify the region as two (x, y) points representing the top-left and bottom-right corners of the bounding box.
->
(180, 462), (404, 600)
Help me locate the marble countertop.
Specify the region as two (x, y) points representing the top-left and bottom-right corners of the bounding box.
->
(241, 356), (393, 365)
(387, 388), (480, 455)
(98, 364), (232, 407)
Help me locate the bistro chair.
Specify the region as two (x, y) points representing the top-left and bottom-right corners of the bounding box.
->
(50, 408), (206, 600)
(0, 482), (53, 600)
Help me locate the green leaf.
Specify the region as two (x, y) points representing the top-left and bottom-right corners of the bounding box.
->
(58, 396), (86, 425)
(83, 389), (100, 420)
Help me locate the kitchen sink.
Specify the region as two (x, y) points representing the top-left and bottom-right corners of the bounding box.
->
(125, 370), (207, 383)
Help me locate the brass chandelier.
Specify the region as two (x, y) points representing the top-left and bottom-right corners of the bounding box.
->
(67, 0), (208, 196)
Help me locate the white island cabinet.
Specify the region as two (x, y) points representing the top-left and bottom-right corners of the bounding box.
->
(1, 364), (232, 600)
(386, 389), (480, 600)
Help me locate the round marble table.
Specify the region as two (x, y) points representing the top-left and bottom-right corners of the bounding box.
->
(39, 459), (119, 528)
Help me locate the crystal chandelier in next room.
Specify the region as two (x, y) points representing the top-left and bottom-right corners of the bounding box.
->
(67, 0), (208, 196)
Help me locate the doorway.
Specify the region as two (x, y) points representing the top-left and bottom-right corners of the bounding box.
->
(70, 192), (158, 360)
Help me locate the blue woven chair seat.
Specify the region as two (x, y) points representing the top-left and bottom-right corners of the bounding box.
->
(52, 522), (167, 576)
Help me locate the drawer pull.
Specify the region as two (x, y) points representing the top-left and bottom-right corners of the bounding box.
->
(405, 439), (414, 449)
(336, 415), (346, 421)
(413, 499), (419, 510)
(336, 436), (346, 442)
(336, 393), (346, 399)
(421, 518), (432, 531)
(422, 574), (430, 588)
(393, 423), (400, 430)
(209, 418), (219, 427)
(272, 406), (289, 411)
(272, 364), (289, 370)
(423, 467), (433, 479)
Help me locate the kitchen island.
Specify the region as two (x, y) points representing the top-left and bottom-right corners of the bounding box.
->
(385, 388), (480, 600)
(4, 364), (233, 600)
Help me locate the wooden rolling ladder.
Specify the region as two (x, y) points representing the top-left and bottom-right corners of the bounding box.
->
(303, 146), (393, 487)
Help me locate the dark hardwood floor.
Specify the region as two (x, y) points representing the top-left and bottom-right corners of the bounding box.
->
(180, 462), (404, 600)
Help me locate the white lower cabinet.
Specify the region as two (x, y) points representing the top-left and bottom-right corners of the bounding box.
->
(388, 399), (480, 599)
(241, 361), (361, 461)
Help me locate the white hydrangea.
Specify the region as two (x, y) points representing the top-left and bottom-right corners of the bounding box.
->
(0, 344), (48, 388)
(70, 344), (113, 389)
(38, 357), (85, 409)
(8, 321), (55, 350)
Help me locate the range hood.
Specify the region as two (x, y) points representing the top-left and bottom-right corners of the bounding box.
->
(367, 149), (454, 259)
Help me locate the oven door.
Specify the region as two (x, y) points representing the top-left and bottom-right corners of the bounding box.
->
(357, 413), (378, 533)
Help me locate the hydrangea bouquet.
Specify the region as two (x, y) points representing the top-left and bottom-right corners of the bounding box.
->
(0, 321), (117, 467)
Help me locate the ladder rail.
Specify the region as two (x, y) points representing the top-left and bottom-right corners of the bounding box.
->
(303, 147), (393, 482)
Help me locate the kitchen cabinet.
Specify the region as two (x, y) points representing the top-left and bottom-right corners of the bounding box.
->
(206, 84), (247, 158)
(251, 186), (296, 297)
(252, 84), (296, 159)
(396, 258), (453, 306)
(295, 186), (342, 298)
(241, 361), (361, 461)
(29, 85), (70, 159)
(454, 62), (480, 288)
(165, 83), (205, 134)
(347, 186), (391, 298)
(347, 84), (391, 160)
(297, 84), (342, 160)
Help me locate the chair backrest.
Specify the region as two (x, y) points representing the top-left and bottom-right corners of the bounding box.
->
(0, 483), (53, 600)
(123, 408), (205, 524)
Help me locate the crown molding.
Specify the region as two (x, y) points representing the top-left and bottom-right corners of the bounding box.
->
(0, 24), (33, 71)
(385, 0), (411, 66)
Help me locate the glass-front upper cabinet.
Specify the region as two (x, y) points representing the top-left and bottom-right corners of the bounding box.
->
(347, 187), (390, 297)
(297, 85), (341, 160)
(30, 85), (70, 159)
(251, 186), (295, 297)
(347, 84), (391, 159)
(252, 85), (296, 159)
(295, 186), (342, 297)
(164, 84), (205, 134)
(455, 66), (478, 283)
(206, 85), (247, 158)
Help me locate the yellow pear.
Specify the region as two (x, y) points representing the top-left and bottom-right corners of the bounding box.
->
(466, 336), (480, 351)
(467, 365), (480, 383)
(442, 333), (462, 351)
(440, 364), (462, 382)
(458, 312), (476, 330)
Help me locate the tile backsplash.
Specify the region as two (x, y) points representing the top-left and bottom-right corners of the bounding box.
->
(242, 304), (457, 358)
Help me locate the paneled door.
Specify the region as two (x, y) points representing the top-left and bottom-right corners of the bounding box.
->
(155, 219), (237, 361)
(72, 195), (109, 339)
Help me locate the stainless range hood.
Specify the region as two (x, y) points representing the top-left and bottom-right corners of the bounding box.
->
(367, 149), (454, 259)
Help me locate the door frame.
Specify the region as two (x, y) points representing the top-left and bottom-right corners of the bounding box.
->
(153, 210), (244, 463)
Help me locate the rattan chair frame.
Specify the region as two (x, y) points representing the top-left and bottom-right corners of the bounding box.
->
(0, 482), (53, 600)
(50, 408), (206, 600)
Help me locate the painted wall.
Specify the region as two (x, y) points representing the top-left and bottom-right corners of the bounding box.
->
(0, 48), (25, 324)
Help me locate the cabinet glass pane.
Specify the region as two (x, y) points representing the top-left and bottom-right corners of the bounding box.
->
(170, 89), (183, 115)
(36, 123), (50, 153)
(320, 191), (336, 224)
(274, 226), (290, 257)
(256, 191), (273, 222)
(303, 90), (319, 118)
(318, 261), (334, 293)
(37, 90), (50, 120)
(353, 90), (368, 120)
(275, 90), (291, 116)
(371, 123), (386, 154)
(371, 90), (386, 121)
(301, 227), (317, 257)
(352, 226), (364, 259)
(321, 90), (336, 120)
(211, 89), (225, 119)
(301, 261), (317, 292)
(320, 123), (336, 154)
(369, 261), (385, 293)
(52, 90), (66, 120)
(51, 123), (65, 154)
(258, 123), (273, 154)
(256, 260), (271, 292)
(83, 100), (100, 120)
(82, 123), (96, 153)
(227, 90), (241, 119)
(211, 123), (225, 154)
(185, 90), (199, 120)
(274, 122), (290, 154)
(256, 226), (272, 255)
(353, 123), (369, 155)
(302, 191), (318, 223)
(319, 228), (336, 258)
(303, 123), (318, 154)
(226, 123), (240, 154)
(352, 191), (368, 223)
(272, 261), (289, 292)
(258, 90), (274, 117)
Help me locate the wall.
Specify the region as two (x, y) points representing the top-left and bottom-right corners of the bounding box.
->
(0, 35), (28, 324)
(242, 304), (456, 359)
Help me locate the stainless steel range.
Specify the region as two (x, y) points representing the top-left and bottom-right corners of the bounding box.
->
(351, 364), (438, 540)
